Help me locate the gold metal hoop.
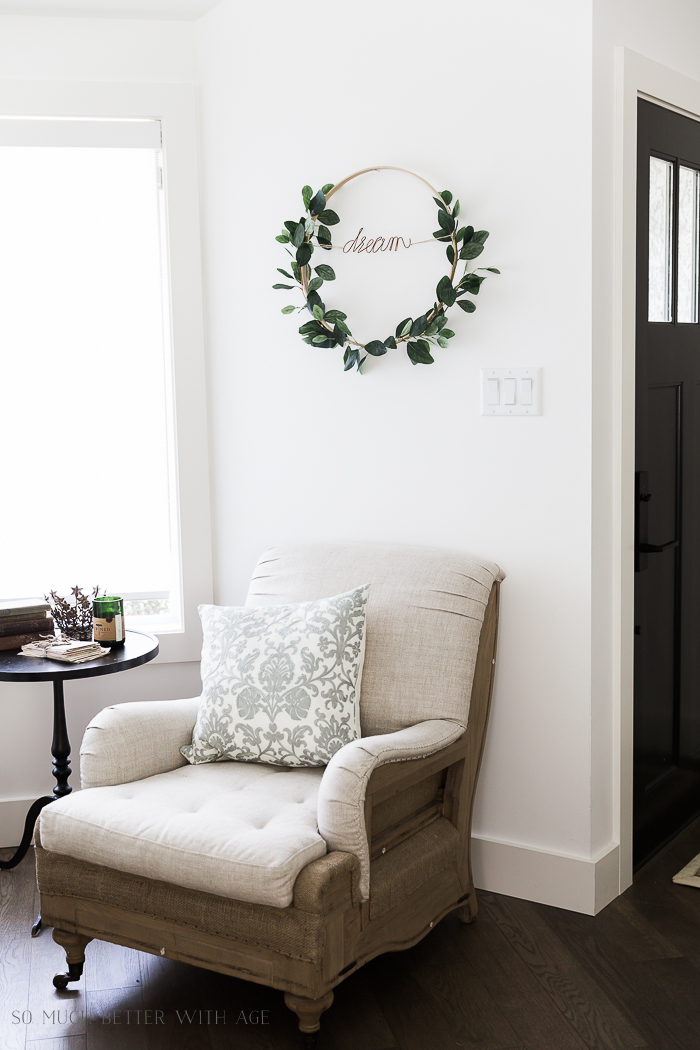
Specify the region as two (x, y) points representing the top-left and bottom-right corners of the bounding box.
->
(325, 166), (446, 207)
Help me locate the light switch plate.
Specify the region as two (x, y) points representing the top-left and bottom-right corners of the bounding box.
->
(480, 367), (542, 415)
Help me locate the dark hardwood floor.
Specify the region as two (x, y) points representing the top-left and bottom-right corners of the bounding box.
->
(5, 818), (700, 1050)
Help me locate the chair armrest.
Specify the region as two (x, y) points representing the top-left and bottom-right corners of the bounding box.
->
(80, 696), (201, 789)
(316, 719), (465, 900)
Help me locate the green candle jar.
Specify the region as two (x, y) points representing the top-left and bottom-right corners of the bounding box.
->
(93, 596), (125, 647)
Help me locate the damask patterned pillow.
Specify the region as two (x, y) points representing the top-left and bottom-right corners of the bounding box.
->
(181, 585), (370, 768)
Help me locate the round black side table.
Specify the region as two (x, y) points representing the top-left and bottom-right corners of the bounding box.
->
(0, 630), (158, 933)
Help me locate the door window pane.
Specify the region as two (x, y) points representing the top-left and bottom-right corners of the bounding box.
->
(649, 156), (674, 322)
(678, 165), (700, 323)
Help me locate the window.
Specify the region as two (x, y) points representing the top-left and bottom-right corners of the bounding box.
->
(0, 83), (211, 661)
(648, 154), (700, 324)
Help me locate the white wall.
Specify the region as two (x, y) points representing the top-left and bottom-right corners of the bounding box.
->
(0, 14), (201, 845)
(197, 0), (607, 911)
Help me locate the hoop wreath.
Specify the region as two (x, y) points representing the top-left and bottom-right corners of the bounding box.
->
(273, 166), (499, 373)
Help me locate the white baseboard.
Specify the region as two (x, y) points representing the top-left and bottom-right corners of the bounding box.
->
(472, 835), (621, 915)
(0, 797), (38, 849)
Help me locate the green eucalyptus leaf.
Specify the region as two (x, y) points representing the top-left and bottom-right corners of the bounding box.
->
(318, 209), (340, 226)
(284, 220), (298, 235)
(292, 222), (306, 248)
(275, 233), (291, 243)
(446, 244), (455, 266)
(441, 329), (455, 339)
(463, 274), (485, 295)
(455, 228), (467, 244)
(440, 190), (453, 205)
(344, 347), (359, 371)
(397, 317), (412, 338)
(277, 268), (295, 280)
(272, 283), (295, 290)
(307, 290), (324, 311)
(357, 355), (367, 373)
(407, 341), (434, 365)
(436, 315), (448, 331)
(437, 337), (449, 349)
(324, 308), (347, 323)
(365, 340), (388, 357)
(299, 320), (325, 335)
(433, 196), (448, 214)
(308, 277), (323, 292)
(322, 183), (335, 194)
(437, 275), (456, 307)
(453, 199), (460, 217)
(333, 324), (346, 347)
(433, 230), (452, 241)
(296, 243), (312, 266)
(483, 267), (501, 274)
(281, 305), (296, 314)
(309, 189), (326, 216)
(312, 334), (328, 344)
(315, 264), (336, 281)
(471, 230), (489, 244)
(302, 185), (313, 208)
(291, 261), (301, 281)
(461, 225), (474, 242)
(457, 299), (476, 313)
(437, 210), (455, 233)
(312, 304), (325, 321)
(335, 317), (352, 336)
(384, 336), (397, 350)
(317, 225), (332, 245)
(305, 217), (315, 237)
(425, 324), (439, 337)
(410, 314), (428, 337)
(459, 242), (484, 261)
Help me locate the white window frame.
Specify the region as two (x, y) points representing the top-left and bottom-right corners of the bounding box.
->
(0, 81), (212, 663)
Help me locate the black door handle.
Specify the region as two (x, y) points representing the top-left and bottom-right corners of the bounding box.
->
(640, 540), (679, 553)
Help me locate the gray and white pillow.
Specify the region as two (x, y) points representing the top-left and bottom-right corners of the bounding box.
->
(181, 585), (370, 768)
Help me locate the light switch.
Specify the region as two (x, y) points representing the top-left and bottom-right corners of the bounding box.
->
(480, 367), (542, 415)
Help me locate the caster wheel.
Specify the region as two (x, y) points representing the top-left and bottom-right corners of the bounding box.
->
(53, 973), (70, 990)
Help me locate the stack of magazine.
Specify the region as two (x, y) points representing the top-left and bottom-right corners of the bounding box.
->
(20, 639), (110, 664)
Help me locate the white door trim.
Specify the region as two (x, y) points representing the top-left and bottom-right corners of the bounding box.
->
(614, 48), (700, 891)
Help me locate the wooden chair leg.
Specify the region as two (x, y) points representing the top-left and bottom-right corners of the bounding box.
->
(51, 929), (92, 989)
(284, 990), (334, 1039)
(458, 889), (478, 924)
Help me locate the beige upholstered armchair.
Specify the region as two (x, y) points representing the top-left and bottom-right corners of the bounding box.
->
(35, 543), (504, 1042)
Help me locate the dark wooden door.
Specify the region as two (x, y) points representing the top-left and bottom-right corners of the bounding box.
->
(635, 99), (700, 867)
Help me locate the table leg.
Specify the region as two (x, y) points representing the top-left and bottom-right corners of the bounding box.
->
(0, 795), (54, 871)
(51, 679), (72, 800)
(32, 679), (74, 935)
(0, 679), (74, 936)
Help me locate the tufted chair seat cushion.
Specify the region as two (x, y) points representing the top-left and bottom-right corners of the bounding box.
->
(39, 762), (327, 908)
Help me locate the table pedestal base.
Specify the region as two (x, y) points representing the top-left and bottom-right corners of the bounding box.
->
(0, 679), (72, 934)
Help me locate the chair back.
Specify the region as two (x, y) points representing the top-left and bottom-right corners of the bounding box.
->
(245, 543), (504, 736)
